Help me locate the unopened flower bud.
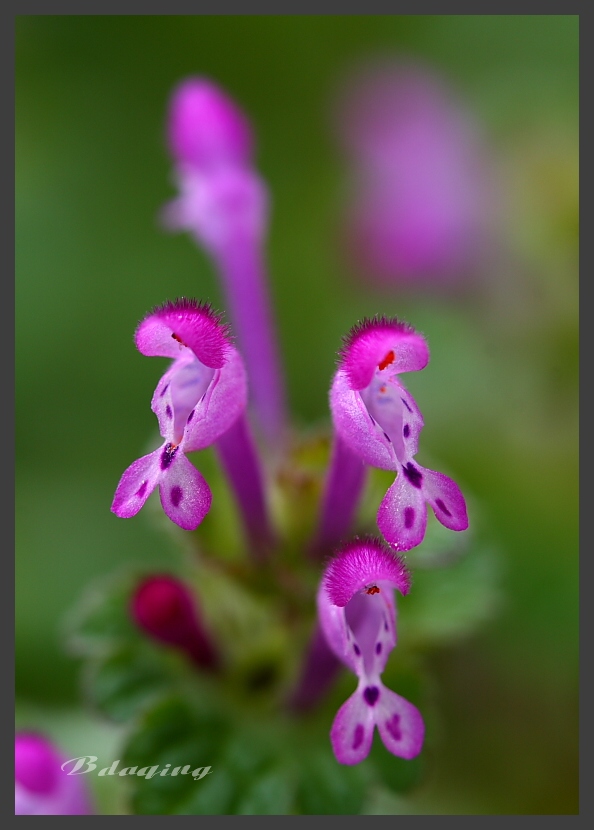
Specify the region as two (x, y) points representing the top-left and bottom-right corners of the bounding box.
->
(131, 574), (219, 671)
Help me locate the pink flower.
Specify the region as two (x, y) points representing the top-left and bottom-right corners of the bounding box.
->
(317, 538), (424, 765)
(111, 299), (247, 531)
(15, 733), (93, 815)
(167, 77), (254, 173)
(330, 317), (468, 551)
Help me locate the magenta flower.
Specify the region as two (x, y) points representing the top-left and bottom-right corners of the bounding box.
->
(111, 298), (247, 531)
(317, 538), (424, 765)
(167, 76), (253, 172)
(15, 733), (93, 815)
(330, 317), (468, 551)
(335, 60), (492, 289)
(131, 574), (220, 671)
(162, 77), (287, 445)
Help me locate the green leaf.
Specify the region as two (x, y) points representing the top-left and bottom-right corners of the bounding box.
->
(295, 746), (369, 815)
(84, 642), (174, 723)
(121, 696), (230, 815)
(234, 767), (295, 815)
(173, 768), (236, 815)
(122, 696), (225, 766)
(361, 785), (421, 815)
(64, 571), (142, 656)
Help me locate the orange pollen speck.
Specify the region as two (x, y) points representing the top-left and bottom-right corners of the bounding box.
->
(378, 350), (395, 371)
(365, 585), (381, 595)
(380, 385), (387, 393)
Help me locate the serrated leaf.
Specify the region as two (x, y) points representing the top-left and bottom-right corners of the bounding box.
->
(234, 767), (295, 815)
(85, 643), (173, 722)
(220, 729), (274, 779)
(295, 747), (369, 815)
(172, 768), (236, 815)
(121, 696), (229, 815)
(122, 696), (225, 763)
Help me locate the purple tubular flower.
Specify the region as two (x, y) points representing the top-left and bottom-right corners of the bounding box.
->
(111, 299), (247, 531)
(215, 413), (275, 559)
(287, 623), (343, 713)
(15, 733), (92, 815)
(295, 436), (368, 712)
(317, 538), (424, 765)
(162, 78), (287, 446)
(310, 433), (368, 559)
(336, 61), (492, 289)
(330, 317), (468, 551)
(167, 77), (253, 172)
(131, 574), (219, 671)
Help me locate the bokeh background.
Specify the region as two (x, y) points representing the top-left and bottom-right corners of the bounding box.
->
(16, 15), (578, 814)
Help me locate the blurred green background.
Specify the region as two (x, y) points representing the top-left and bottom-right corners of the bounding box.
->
(16, 16), (578, 814)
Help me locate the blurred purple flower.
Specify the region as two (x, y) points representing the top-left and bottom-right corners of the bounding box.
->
(15, 733), (93, 815)
(163, 77), (287, 445)
(335, 60), (493, 289)
(167, 76), (254, 172)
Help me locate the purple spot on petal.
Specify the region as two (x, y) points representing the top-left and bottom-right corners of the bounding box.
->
(353, 643), (361, 656)
(402, 462), (423, 489)
(136, 481), (147, 499)
(352, 724), (364, 750)
(364, 686), (380, 706)
(401, 397), (412, 413)
(404, 507), (415, 529)
(160, 443), (178, 471)
(187, 409), (195, 423)
(384, 619), (389, 632)
(435, 498), (452, 517)
(160, 384), (169, 397)
(403, 424), (410, 438)
(165, 405), (172, 419)
(375, 642), (382, 655)
(385, 714), (402, 741)
(170, 485), (183, 507)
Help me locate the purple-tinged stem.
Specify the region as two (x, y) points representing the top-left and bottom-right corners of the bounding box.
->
(215, 412), (275, 561)
(309, 433), (368, 559)
(214, 231), (287, 448)
(289, 436), (368, 713)
(287, 624), (343, 713)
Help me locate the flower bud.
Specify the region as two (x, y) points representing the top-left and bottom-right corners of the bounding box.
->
(131, 574), (219, 671)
